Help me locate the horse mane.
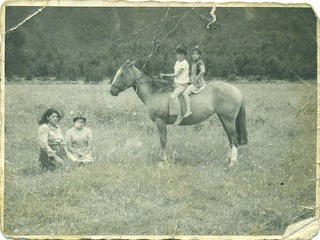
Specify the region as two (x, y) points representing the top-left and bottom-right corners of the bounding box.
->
(142, 71), (174, 93)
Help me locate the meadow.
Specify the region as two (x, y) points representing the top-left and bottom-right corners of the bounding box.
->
(3, 80), (317, 236)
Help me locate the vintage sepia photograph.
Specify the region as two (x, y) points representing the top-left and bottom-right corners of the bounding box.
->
(2, 1), (318, 238)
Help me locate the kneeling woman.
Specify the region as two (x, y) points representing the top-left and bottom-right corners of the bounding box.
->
(66, 114), (94, 165)
(38, 108), (69, 170)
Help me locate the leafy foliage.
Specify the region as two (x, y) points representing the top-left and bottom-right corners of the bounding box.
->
(5, 7), (317, 81)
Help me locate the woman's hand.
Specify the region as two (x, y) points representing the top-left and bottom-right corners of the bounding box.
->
(66, 152), (72, 160)
(54, 155), (64, 164)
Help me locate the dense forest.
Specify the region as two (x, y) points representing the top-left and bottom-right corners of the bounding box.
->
(5, 6), (317, 82)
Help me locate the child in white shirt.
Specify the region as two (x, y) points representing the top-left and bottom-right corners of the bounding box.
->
(160, 43), (190, 125)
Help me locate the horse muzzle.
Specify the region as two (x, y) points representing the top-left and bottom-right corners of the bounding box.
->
(110, 85), (119, 96)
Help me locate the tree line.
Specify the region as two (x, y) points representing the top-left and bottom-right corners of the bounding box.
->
(5, 6), (317, 82)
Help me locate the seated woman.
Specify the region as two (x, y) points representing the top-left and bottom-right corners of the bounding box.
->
(66, 113), (94, 166)
(38, 108), (68, 171)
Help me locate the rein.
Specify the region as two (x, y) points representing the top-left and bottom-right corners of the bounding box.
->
(112, 73), (147, 93)
(133, 73), (169, 92)
(113, 67), (170, 93)
(132, 74), (150, 92)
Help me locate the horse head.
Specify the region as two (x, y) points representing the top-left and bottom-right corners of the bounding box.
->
(110, 60), (136, 96)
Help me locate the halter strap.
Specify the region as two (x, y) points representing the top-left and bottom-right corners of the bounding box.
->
(133, 74), (150, 92)
(112, 72), (148, 93)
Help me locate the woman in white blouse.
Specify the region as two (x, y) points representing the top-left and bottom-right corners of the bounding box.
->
(38, 108), (69, 171)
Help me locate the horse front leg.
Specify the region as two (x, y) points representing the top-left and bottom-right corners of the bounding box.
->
(155, 117), (168, 162)
(227, 144), (238, 168)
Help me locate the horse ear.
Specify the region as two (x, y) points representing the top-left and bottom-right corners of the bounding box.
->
(127, 61), (135, 68)
(122, 60), (130, 69)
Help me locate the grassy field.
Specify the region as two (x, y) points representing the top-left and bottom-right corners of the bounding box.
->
(3, 81), (317, 236)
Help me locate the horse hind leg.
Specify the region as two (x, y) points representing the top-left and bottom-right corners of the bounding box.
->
(155, 117), (168, 163)
(218, 114), (238, 168)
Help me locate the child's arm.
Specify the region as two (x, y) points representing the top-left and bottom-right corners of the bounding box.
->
(160, 68), (183, 78)
(194, 65), (205, 83)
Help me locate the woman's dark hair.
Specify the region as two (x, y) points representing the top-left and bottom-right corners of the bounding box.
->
(38, 108), (61, 125)
(73, 116), (87, 123)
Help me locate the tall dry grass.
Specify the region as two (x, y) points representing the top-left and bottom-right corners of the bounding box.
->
(3, 81), (316, 236)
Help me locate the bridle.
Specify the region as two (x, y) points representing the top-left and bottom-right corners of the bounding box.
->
(112, 69), (149, 93)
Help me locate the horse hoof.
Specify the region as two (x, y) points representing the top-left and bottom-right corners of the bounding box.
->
(158, 161), (165, 168)
(161, 156), (167, 162)
(228, 161), (238, 168)
(159, 151), (167, 162)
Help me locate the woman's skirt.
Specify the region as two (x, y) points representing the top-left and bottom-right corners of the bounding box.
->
(68, 150), (94, 163)
(38, 144), (66, 171)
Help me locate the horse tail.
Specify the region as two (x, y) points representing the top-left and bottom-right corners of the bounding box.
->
(236, 101), (248, 145)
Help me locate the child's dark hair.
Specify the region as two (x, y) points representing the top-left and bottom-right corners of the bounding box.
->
(192, 46), (201, 55)
(38, 108), (61, 125)
(176, 43), (188, 55)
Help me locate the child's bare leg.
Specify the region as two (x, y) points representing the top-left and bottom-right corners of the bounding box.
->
(183, 88), (193, 118)
(170, 85), (186, 125)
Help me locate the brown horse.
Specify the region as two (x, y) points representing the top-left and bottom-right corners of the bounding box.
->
(110, 60), (247, 167)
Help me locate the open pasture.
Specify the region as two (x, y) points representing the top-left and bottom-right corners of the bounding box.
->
(3, 81), (316, 236)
